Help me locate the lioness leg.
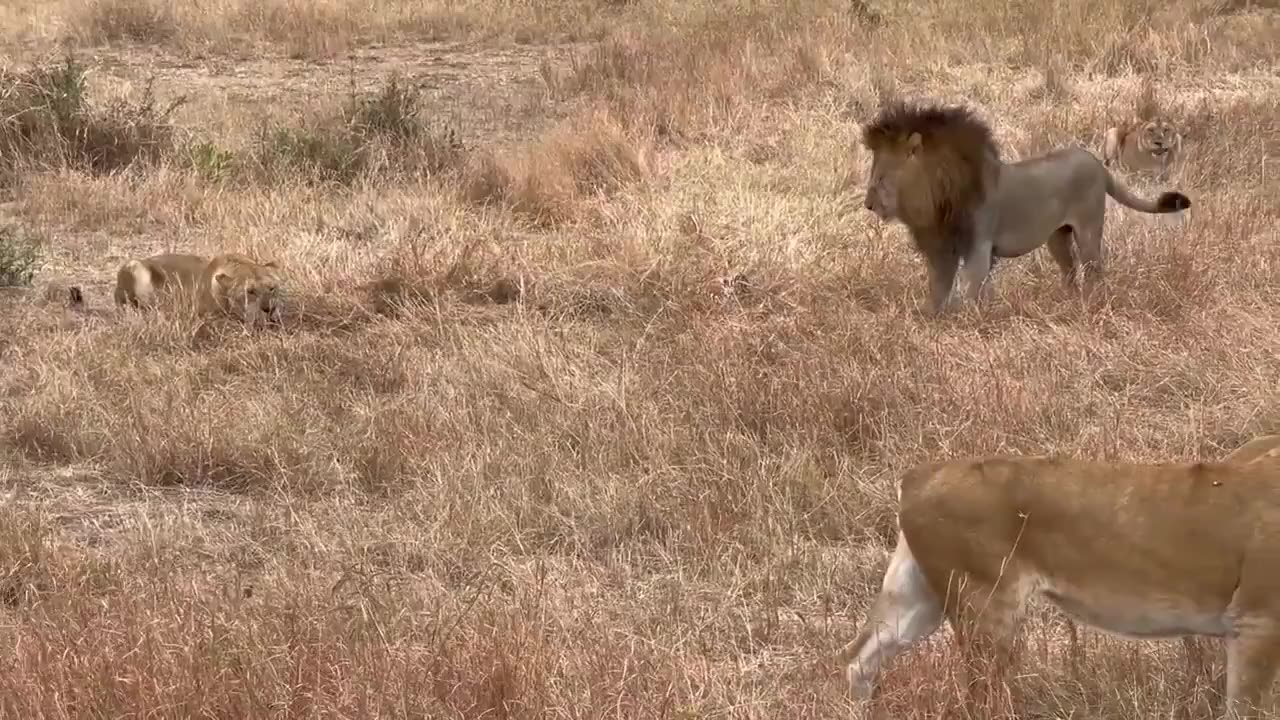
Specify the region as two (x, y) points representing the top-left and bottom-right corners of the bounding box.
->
(1223, 625), (1280, 718)
(114, 259), (154, 308)
(1064, 616), (1085, 672)
(839, 532), (945, 702)
(942, 582), (1021, 718)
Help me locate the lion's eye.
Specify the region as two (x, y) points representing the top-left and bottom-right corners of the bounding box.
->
(247, 288), (257, 296)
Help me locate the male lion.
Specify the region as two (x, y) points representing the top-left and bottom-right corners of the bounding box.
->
(1103, 117), (1184, 179)
(837, 455), (1280, 718)
(860, 101), (1192, 315)
(69, 252), (285, 327)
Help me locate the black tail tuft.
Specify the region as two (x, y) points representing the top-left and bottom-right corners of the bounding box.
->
(68, 286), (84, 307)
(1157, 191), (1192, 213)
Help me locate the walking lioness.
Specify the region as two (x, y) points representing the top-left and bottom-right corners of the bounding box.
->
(838, 455), (1280, 718)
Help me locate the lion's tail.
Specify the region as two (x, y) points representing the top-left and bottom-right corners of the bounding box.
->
(1104, 171), (1192, 214)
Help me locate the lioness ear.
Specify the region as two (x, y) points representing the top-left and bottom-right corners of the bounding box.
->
(907, 132), (922, 156)
(214, 270), (233, 289)
(263, 260), (281, 269)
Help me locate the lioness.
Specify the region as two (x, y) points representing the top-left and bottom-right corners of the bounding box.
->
(1103, 117), (1184, 179)
(1060, 435), (1280, 716)
(70, 252), (285, 327)
(1172, 434), (1280, 713)
(1224, 433), (1280, 465)
(860, 101), (1192, 315)
(838, 455), (1280, 718)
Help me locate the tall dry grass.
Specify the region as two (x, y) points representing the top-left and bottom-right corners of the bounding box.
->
(1, 0), (1279, 717)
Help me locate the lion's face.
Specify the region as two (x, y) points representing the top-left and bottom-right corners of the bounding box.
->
(1138, 119), (1179, 158)
(213, 261), (285, 327)
(863, 133), (924, 222)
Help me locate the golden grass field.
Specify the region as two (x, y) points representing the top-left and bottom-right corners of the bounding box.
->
(1, 0), (1279, 716)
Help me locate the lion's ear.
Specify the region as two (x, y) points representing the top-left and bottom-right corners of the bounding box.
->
(263, 260), (282, 269)
(214, 270), (233, 289)
(907, 132), (922, 155)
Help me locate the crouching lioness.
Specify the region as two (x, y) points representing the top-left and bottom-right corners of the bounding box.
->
(838, 454), (1280, 719)
(71, 252), (285, 327)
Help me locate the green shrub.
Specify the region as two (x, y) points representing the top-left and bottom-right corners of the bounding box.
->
(187, 141), (237, 183)
(247, 73), (465, 186)
(0, 226), (41, 288)
(0, 54), (184, 179)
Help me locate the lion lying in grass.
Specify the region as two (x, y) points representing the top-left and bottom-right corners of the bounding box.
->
(1103, 116), (1184, 180)
(838, 453), (1280, 718)
(70, 252), (285, 327)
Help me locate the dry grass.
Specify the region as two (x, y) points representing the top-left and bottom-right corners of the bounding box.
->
(5, 0), (627, 57)
(1, 0), (1280, 717)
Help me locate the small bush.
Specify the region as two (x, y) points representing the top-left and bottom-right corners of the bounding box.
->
(248, 73), (466, 185)
(0, 226), (41, 288)
(187, 140), (236, 183)
(253, 124), (367, 185)
(0, 55), (183, 179)
(344, 74), (423, 142)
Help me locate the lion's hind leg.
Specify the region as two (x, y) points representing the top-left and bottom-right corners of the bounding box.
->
(1050, 222), (1104, 296)
(114, 259), (155, 309)
(839, 531), (945, 703)
(1047, 227), (1078, 287)
(1072, 215), (1106, 288)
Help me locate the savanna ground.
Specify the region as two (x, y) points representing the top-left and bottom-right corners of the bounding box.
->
(0, 0), (1278, 717)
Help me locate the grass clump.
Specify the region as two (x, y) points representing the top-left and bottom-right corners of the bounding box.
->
(0, 54), (183, 180)
(248, 73), (466, 186)
(0, 226), (41, 288)
(462, 109), (649, 226)
(70, 0), (180, 44)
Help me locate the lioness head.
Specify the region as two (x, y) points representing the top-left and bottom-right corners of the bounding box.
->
(1136, 118), (1180, 158)
(209, 255), (285, 327)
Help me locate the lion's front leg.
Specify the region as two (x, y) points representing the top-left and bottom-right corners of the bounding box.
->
(961, 239), (995, 303)
(924, 251), (959, 315)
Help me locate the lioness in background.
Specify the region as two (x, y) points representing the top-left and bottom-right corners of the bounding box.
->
(1103, 117), (1184, 179)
